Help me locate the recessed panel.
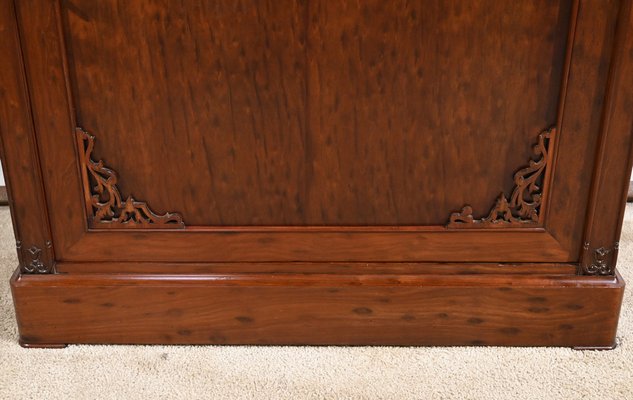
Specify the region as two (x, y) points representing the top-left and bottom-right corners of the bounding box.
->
(62, 0), (572, 225)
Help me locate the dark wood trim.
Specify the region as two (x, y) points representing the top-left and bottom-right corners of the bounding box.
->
(11, 267), (624, 347)
(13, 0), (87, 260)
(540, 0), (579, 225)
(580, 0), (633, 275)
(0, 0), (55, 273)
(543, 0), (623, 259)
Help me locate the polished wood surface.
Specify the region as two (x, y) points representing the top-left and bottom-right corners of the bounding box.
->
(0, 0), (54, 273)
(62, 0), (570, 226)
(579, 0), (633, 274)
(10, 268), (625, 348)
(9, 0), (621, 265)
(54, 261), (579, 275)
(2, 0), (633, 348)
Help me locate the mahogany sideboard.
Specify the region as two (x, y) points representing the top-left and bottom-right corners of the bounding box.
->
(1, 0), (632, 348)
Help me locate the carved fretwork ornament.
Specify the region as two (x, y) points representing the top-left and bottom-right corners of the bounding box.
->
(447, 128), (554, 228)
(76, 128), (185, 229)
(581, 242), (619, 276)
(17, 240), (54, 274)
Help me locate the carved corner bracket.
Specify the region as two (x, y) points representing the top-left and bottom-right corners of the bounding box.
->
(447, 127), (555, 228)
(76, 128), (185, 229)
(580, 242), (619, 276)
(17, 240), (54, 274)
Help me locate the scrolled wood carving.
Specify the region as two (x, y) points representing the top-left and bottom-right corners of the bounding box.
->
(76, 128), (185, 229)
(17, 240), (54, 274)
(581, 242), (618, 276)
(447, 128), (555, 228)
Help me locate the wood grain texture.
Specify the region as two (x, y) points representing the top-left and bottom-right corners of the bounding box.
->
(580, 0), (633, 275)
(0, 0), (55, 273)
(3, 0), (633, 348)
(544, 0), (622, 257)
(61, 229), (570, 263)
(12, 0), (598, 264)
(11, 268), (624, 347)
(76, 128), (185, 229)
(62, 0), (309, 226)
(13, 0), (86, 259)
(60, 0), (571, 226)
(55, 261), (579, 275)
(448, 128), (554, 228)
(306, 0), (570, 225)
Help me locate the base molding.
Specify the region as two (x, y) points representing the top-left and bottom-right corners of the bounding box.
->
(10, 266), (625, 348)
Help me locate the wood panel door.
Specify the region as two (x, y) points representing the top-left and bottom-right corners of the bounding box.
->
(9, 0), (626, 266)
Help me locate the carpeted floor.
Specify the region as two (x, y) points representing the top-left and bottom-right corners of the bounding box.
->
(0, 206), (632, 400)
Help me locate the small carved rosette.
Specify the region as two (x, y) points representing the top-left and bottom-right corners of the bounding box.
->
(448, 128), (554, 228)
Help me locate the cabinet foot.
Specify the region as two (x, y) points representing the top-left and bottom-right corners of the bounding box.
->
(572, 343), (617, 351)
(19, 339), (68, 349)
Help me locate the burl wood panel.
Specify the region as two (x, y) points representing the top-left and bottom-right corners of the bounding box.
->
(61, 0), (572, 225)
(11, 269), (624, 347)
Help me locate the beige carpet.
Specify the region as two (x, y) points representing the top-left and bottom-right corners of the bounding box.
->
(0, 206), (632, 400)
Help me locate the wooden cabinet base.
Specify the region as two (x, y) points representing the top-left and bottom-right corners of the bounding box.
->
(10, 266), (624, 348)
(2, 0), (632, 349)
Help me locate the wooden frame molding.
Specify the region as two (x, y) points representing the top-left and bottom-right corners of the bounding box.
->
(0, 0), (56, 274)
(578, 0), (633, 277)
(448, 127), (555, 228)
(76, 128), (185, 230)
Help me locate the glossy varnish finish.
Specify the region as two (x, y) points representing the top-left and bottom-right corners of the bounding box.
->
(0, 0), (54, 273)
(10, 269), (625, 347)
(61, 0), (571, 226)
(2, 0), (633, 348)
(10, 0), (614, 265)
